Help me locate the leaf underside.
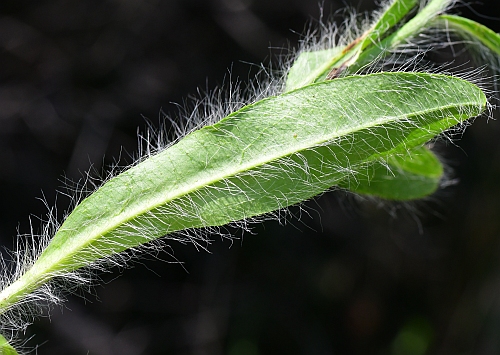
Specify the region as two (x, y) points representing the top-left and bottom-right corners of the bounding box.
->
(37, 72), (486, 269)
(0, 72), (486, 313)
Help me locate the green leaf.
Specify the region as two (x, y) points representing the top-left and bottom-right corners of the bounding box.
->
(339, 146), (443, 200)
(359, 0), (419, 52)
(350, 0), (454, 74)
(436, 15), (500, 55)
(319, 0), (419, 80)
(285, 47), (344, 92)
(285, 0), (418, 90)
(0, 72), (486, 314)
(0, 334), (19, 355)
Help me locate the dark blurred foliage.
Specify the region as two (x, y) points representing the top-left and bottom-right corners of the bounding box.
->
(2, 0), (500, 354)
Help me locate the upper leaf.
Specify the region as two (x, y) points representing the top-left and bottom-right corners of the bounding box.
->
(436, 15), (500, 55)
(285, 0), (419, 90)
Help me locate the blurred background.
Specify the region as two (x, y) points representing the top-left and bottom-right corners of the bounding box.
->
(2, 0), (500, 354)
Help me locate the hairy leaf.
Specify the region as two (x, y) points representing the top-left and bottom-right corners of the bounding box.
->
(350, 0), (454, 74)
(0, 72), (486, 314)
(299, 0), (419, 83)
(437, 15), (500, 55)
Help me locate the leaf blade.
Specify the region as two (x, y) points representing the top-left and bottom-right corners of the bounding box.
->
(437, 15), (500, 55)
(0, 72), (486, 313)
(286, 0), (419, 90)
(349, 0), (454, 74)
(32, 72), (488, 265)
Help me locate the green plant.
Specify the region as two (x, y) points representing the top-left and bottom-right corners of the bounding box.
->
(1, 0), (499, 352)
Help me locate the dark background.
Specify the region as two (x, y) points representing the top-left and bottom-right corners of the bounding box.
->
(2, 0), (500, 354)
